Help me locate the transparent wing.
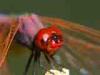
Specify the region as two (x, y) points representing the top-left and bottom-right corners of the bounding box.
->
(40, 16), (100, 75)
(0, 17), (19, 68)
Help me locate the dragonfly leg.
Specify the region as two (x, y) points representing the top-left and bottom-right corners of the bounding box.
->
(23, 51), (34, 75)
(43, 53), (57, 69)
(32, 49), (41, 75)
(44, 53), (65, 71)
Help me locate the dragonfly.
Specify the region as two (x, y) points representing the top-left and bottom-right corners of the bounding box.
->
(0, 13), (100, 75)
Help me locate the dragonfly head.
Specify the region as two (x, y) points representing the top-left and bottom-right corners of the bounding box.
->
(35, 25), (63, 55)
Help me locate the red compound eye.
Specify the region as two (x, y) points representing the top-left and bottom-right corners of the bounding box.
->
(35, 25), (63, 55)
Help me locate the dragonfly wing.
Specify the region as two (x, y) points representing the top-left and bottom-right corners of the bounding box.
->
(40, 16), (100, 75)
(0, 16), (19, 68)
(40, 16), (100, 44)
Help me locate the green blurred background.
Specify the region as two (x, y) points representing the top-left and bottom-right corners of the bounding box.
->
(0, 0), (100, 29)
(0, 0), (100, 75)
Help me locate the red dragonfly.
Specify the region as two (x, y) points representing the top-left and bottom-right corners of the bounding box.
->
(0, 14), (100, 75)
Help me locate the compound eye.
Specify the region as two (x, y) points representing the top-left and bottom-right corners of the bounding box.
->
(51, 33), (62, 44)
(42, 33), (49, 43)
(40, 33), (50, 47)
